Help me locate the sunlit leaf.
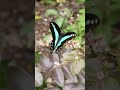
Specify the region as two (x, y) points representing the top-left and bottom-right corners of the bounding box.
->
(63, 8), (71, 18)
(45, 9), (58, 16)
(56, 0), (66, 3)
(64, 24), (77, 32)
(55, 16), (65, 28)
(43, 34), (51, 42)
(76, 0), (85, 4)
(35, 15), (41, 20)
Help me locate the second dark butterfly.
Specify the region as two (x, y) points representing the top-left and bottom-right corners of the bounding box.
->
(85, 13), (100, 33)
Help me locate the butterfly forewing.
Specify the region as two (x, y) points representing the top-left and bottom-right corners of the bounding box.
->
(50, 22), (61, 52)
(55, 32), (76, 53)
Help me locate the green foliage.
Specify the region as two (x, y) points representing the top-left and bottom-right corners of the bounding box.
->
(35, 51), (41, 64)
(40, 0), (56, 5)
(43, 34), (51, 41)
(55, 16), (65, 28)
(63, 7), (72, 18)
(63, 8), (85, 45)
(76, 0), (85, 4)
(0, 60), (9, 87)
(77, 9), (85, 36)
(45, 9), (58, 17)
(35, 80), (47, 90)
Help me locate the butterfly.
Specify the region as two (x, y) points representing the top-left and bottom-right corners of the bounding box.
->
(85, 13), (100, 33)
(50, 22), (76, 54)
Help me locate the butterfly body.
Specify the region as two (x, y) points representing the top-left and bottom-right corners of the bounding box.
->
(50, 22), (76, 54)
(85, 13), (100, 33)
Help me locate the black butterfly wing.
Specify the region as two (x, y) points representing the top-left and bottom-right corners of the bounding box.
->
(50, 22), (61, 53)
(85, 13), (100, 33)
(54, 32), (76, 53)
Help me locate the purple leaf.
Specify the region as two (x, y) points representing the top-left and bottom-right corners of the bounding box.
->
(63, 83), (85, 90)
(39, 55), (53, 69)
(53, 67), (64, 87)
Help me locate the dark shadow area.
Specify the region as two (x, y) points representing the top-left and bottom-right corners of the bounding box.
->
(86, 0), (120, 90)
(0, 0), (34, 89)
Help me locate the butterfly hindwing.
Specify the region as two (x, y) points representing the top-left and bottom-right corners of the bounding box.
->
(50, 40), (54, 53)
(55, 32), (76, 53)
